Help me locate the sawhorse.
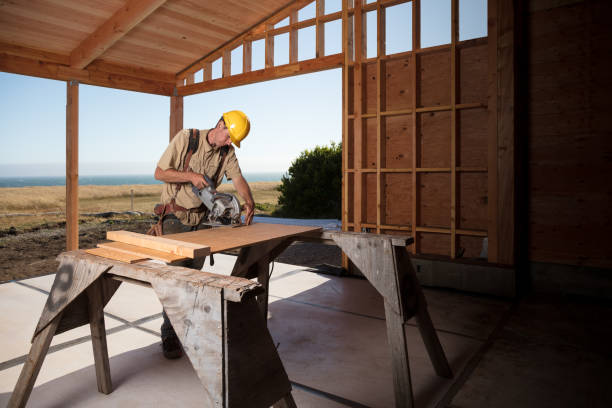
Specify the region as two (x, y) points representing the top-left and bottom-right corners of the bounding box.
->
(8, 250), (297, 408)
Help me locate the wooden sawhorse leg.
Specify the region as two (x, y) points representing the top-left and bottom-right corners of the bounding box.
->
(7, 312), (63, 408)
(331, 232), (452, 408)
(9, 257), (118, 408)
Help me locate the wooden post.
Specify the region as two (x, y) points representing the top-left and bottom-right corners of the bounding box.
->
(411, 1), (420, 253)
(202, 61), (212, 81)
(353, 0), (365, 233)
(341, 0), (353, 269)
(169, 92), (183, 141)
(376, 2), (385, 233)
(66, 80), (79, 251)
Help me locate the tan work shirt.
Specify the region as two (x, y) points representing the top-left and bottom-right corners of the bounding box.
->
(157, 128), (242, 225)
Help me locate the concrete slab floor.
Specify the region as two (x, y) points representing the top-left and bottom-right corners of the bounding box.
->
(3, 261), (608, 407)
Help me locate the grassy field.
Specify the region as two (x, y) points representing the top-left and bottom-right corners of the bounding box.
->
(0, 182), (281, 231)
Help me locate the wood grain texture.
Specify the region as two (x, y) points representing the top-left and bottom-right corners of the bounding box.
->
(66, 81), (79, 251)
(85, 247), (148, 263)
(106, 230), (210, 258)
(70, 0), (167, 68)
(152, 280), (224, 406)
(98, 241), (188, 264)
(8, 313), (63, 408)
(87, 278), (113, 394)
(58, 251), (263, 303)
(164, 223), (320, 254)
(384, 301), (414, 408)
(225, 298), (292, 407)
(34, 257), (112, 338)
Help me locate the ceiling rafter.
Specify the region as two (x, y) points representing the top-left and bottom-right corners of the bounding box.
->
(70, 0), (168, 69)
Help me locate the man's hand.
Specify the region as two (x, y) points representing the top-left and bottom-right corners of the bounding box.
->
(190, 173), (208, 190)
(243, 201), (254, 225)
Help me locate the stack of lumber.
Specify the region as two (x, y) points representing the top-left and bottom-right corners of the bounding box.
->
(85, 231), (210, 264)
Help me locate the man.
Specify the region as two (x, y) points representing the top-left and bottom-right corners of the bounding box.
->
(153, 110), (255, 358)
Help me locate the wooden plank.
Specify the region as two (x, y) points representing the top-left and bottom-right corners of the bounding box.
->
(496, 0), (515, 265)
(289, 10), (298, 64)
(7, 313), (62, 408)
(66, 81), (78, 251)
(87, 278), (112, 394)
(0, 41), (69, 65)
(177, 54), (343, 96)
(151, 281), (224, 406)
(353, 0), (364, 233)
(451, 0), (458, 258)
(412, 0), (420, 253)
(106, 230), (210, 258)
(169, 94), (183, 141)
(0, 53), (174, 96)
(165, 223), (321, 254)
(316, 0), (325, 58)
(85, 247), (148, 264)
(487, 0), (498, 263)
(70, 0), (168, 69)
(202, 61), (212, 81)
(98, 241), (189, 264)
(376, 4), (385, 233)
(243, 40), (252, 73)
(341, 0), (352, 270)
(35, 257), (113, 338)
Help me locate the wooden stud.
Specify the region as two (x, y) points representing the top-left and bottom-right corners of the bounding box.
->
(411, 1), (420, 253)
(450, 0), (458, 258)
(289, 10), (299, 64)
(487, 0), (498, 262)
(496, 0), (515, 265)
(202, 61), (212, 81)
(185, 73), (194, 85)
(222, 49), (231, 78)
(265, 25), (274, 69)
(66, 81), (79, 251)
(353, 0), (365, 232)
(243, 41), (252, 73)
(70, 0), (167, 69)
(169, 94), (183, 140)
(316, 0), (326, 58)
(376, 3), (386, 234)
(87, 278), (113, 394)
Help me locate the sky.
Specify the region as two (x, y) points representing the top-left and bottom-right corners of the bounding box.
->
(0, 0), (486, 177)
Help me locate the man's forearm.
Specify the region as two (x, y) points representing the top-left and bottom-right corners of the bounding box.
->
(155, 167), (208, 188)
(232, 175), (254, 205)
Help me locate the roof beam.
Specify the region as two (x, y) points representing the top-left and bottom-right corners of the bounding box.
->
(70, 0), (167, 69)
(0, 52), (174, 96)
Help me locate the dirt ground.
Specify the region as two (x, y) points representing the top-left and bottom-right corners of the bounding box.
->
(0, 216), (342, 283)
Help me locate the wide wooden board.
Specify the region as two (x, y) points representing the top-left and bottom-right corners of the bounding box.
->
(106, 230), (210, 258)
(97, 241), (188, 264)
(163, 223), (322, 253)
(85, 247), (148, 264)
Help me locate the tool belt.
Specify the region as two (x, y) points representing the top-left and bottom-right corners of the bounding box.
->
(153, 200), (206, 216)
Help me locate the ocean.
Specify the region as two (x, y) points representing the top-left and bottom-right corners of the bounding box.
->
(0, 173), (283, 188)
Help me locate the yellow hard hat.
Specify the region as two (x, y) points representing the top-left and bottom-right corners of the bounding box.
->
(223, 110), (250, 148)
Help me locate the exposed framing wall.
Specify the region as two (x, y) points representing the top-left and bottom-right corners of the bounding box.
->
(342, 0), (509, 265)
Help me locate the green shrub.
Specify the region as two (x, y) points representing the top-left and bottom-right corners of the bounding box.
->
(273, 142), (341, 219)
